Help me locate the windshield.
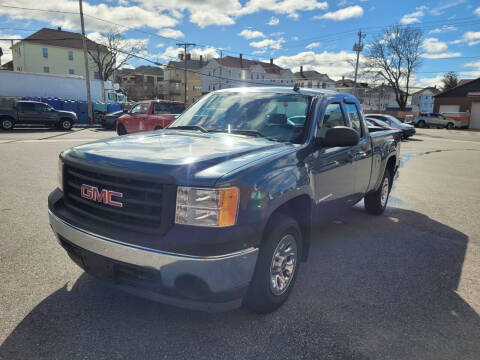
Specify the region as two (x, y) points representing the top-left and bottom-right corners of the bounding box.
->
(170, 92), (312, 143)
(384, 115), (403, 125)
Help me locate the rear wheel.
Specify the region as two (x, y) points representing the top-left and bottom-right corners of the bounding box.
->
(244, 214), (301, 313)
(1, 117), (14, 130)
(446, 122), (454, 129)
(117, 123), (127, 136)
(365, 168), (392, 215)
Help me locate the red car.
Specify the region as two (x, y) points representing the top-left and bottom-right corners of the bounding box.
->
(116, 100), (185, 135)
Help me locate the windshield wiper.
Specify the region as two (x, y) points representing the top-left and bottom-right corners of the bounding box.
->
(167, 125), (208, 133)
(210, 129), (265, 138)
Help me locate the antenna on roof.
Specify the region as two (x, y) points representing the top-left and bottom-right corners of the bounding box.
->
(293, 83), (300, 92)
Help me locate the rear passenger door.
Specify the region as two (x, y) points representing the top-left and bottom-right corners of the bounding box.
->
(17, 103), (39, 124)
(343, 102), (372, 198)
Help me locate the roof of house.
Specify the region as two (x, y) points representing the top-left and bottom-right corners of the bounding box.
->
(22, 28), (108, 52)
(435, 77), (480, 97)
(294, 70), (334, 82)
(214, 56), (287, 75)
(131, 66), (163, 75)
(412, 86), (440, 96)
(166, 59), (206, 70)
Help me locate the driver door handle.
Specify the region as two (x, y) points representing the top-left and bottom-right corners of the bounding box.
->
(354, 151), (368, 160)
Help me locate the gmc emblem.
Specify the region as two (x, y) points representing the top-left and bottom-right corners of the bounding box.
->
(80, 184), (123, 207)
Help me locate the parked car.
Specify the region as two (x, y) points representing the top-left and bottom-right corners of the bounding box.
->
(365, 113), (416, 139)
(101, 110), (124, 130)
(413, 113), (455, 129)
(0, 101), (77, 130)
(49, 87), (400, 313)
(116, 100), (185, 135)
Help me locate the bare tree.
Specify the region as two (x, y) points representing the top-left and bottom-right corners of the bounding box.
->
(364, 24), (423, 110)
(88, 28), (146, 81)
(441, 71), (458, 91)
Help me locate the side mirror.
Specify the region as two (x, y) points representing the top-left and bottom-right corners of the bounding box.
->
(318, 126), (360, 148)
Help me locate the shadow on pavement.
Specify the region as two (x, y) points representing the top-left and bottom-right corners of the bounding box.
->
(1, 207), (479, 359)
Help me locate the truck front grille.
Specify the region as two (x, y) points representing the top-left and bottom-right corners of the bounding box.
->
(63, 164), (174, 233)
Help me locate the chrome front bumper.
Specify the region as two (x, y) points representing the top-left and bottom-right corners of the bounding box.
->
(49, 211), (259, 310)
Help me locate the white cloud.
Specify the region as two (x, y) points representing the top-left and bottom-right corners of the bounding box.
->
(274, 50), (357, 79)
(422, 52), (461, 59)
(423, 38), (448, 53)
(0, 32), (21, 65)
(291, 36), (299, 41)
(250, 38), (285, 50)
(400, 6), (427, 25)
(87, 32), (149, 65)
(475, 7), (480, 16)
(465, 61), (480, 68)
(450, 31), (480, 46)
(267, 16), (279, 25)
(157, 28), (184, 39)
(430, 0), (466, 16)
(461, 61), (480, 77)
(156, 43), (165, 48)
(238, 29), (265, 39)
(428, 25), (458, 34)
(315, 5), (363, 21)
(159, 45), (219, 61)
(306, 42), (320, 49)
(0, 1), (178, 33)
(414, 74), (444, 89)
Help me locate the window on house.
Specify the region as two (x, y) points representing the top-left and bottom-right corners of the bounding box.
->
(322, 83), (326, 89)
(256, 74), (259, 79)
(68, 69), (74, 75)
(251, 74), (253, 79)
(42, 48), (48, 58)
(43, 66), (49, 73)
(94, 72), (99, 79)
(68, 51), (73, 61)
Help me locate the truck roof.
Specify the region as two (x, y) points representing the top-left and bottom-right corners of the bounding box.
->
(216, 86), (356, 100)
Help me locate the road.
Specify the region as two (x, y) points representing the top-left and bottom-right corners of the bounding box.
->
(0, 128), (479, 359)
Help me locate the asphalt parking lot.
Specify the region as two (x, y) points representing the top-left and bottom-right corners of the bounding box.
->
(0, 128), (479, 359)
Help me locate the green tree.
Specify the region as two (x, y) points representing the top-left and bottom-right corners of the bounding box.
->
(441, 71), (458, 92)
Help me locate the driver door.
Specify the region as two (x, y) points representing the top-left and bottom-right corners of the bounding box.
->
(306, 101), (357, 220)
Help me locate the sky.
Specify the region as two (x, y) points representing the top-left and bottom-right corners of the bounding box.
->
(0, 0), (479, 89)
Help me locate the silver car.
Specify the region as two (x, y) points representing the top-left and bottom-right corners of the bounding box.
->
(413, 113), (455, 129)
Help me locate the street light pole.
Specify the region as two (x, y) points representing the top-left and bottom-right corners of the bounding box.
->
(176, 42), (195, 105)
(79, 0), (93, 126)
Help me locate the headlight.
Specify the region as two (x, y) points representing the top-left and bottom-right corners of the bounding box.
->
(175, 187), (239, 227)
(58, 158), (64, 191)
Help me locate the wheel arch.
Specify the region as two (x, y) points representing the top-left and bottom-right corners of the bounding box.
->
(263, 194), (312, 262)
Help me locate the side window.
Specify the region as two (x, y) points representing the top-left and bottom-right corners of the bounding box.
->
(344, 103), (363, 137)
(21, 103), (35, 112)
(321, 103), (347, 129)
(170, 104), (185, 114)
(139, 104), (149, 114)
(130, 104), (142, 114)
(153, 103), (169, 114)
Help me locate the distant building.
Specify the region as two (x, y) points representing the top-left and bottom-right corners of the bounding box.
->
(164, 58), (206, 105)
(335, 77), (370, 105)
(117, 66), (164, 101)
(200, 55), (295, 93)
(434, 77), (480, 129)
(294, 67), (335, 90)
(411, 86), (440, 113)
(11, 27), (111, 80)
(0, 60), (13, 71)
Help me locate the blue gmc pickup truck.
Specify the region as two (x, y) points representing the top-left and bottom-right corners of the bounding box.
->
(48, 87), (400, 313)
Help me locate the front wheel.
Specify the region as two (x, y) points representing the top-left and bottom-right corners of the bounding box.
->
(58, 119), (73, 130)
(117, 123), (127, 136)
(446, 122), (454, 130)
(1, 118), (14, 130)
(244, 214), (301, 313)
(417, 120), (426, 128)
(364, 168), (392, 215)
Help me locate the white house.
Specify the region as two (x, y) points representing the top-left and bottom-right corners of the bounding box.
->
(200, 55), (296, 93)
(411, 87), (440, 113)
(294, 67), (336, 90)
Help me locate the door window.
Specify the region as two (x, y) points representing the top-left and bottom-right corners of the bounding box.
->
(170, 104), (185, 114)
(319, 103), (347, 137)
(153, 103), (170, 114)
(130, 104), (142, 114)
(344, 103), (363, 137)
(20, 103), (35, 112)
(139, 104), (149, 114)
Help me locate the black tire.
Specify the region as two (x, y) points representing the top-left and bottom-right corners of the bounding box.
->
(244, 213), (301, 314)
(58, 119), (73, 130)
(417, 120), (426, 128)
(117, 123), (127, 136)
(365, 168), (392, 215)
(446, 122), (454, 130)
(1, 117), (14, 130)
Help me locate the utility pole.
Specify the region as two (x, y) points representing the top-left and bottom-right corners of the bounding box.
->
(352, 30), (365, 99)
(79, 0), (93, 125)
(176, 42), (195, 105)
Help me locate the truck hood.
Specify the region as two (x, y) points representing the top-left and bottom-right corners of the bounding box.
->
(64, 130), (294, 186)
